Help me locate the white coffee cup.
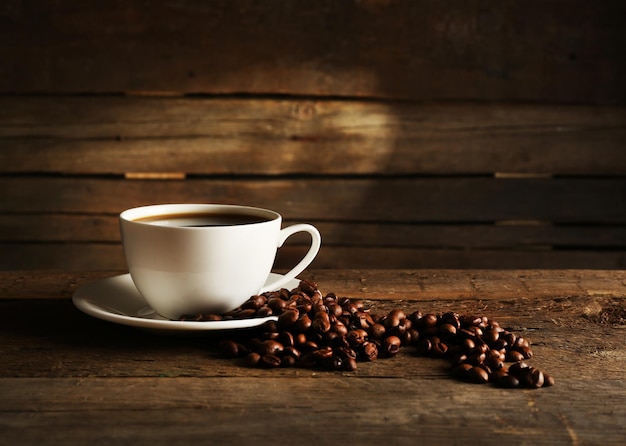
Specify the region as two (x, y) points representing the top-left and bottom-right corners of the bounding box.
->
(119, 203), (321, 320)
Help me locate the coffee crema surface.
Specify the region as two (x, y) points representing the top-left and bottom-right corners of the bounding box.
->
(134, 212), (272, 227)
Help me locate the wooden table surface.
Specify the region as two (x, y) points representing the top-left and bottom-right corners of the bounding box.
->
(2, 269), (626, 445)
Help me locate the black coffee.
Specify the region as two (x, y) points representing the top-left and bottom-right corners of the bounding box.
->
(135, 212), (271, 227)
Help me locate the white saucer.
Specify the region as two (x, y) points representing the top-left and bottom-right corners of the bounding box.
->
(72, 273), (298, 333)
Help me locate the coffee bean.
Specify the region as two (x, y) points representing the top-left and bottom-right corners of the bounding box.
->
(214, 279), (552, 390)
(278, 331), (295, 347)
(297, 301), (313, 314)
(278, 346), (298, 360)
(489, 369), (508, 384)
(482, 328), (499, 345)
(438, 323), (457, 338)
(514, 337), (530, 349)
(277, 309), (299, 329)
(312, 346), (334, 360)
(323, 331), (341, 347)
(219, 339), (239, 357)
(530, 368), (545, 388)
(419, 313), (438, 329)
(297, 352), (318, 368)
(362, 342), (379, 361)
(312, 311), (331, 333)
(496, 374), (520, 388)
(342, 357), (358, 371)
(353, 312), (372, 330)
(461, 337), (476, 351)
(506, 350), (525, 363)
(327, 303), (343, 318)
(267, 297), (287, 313)
(490, 338), (508, 350)
(241, 294), (266, 310)
(451, 363), (473, 379)
(298, 279), (318, 296)
(260, 354), (282, 368)
(369, 323), (386, 340)
(468, 366), (489, 384)
(280, 355), (296, 368)
(408, 310), (423, 324)
(430, 340), (448, 358)
(293, 314), (312, 333)
(328, 356), (344, 370)
(244, 352), (261, 367)
(500, 331), (515, 345)
(543, 373), (555, 387)
(261, 320), (278, 334)
(379, 336), (400, 356)
(263, 331), (280, 341)
(399, 329), (414, 346)
(467, 352), (486, 365)
(516, 345), (533, 360)
(451, 353), (468, 366)
(485, 354), (504, 371)
(346, 329), (368, 347)
(260, 340), (284, 356)
(508, 361), (530, 377)
(256, 306), (273, 317)
(344, 302), (360, 315)
(384, 310), (406, 329)
(332, 320), (349, 337)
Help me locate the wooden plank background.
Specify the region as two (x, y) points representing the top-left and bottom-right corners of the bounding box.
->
(1, 0), (625, 270)
(2, 0), (625, 103)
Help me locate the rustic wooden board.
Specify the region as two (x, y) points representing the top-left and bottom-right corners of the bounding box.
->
(3, 242), (626, 270)
(2, 174), (625, 269)
(1, 97), (625, 175)
(3, 269), (626, 300)
(4, 214), (626, 248)
(2, 177), (626, 222)
(2, 1), (625, 273)
(1, 295), (625, 380)
(1, 1), (624, 104)
(2, 268), (626, 445)
(1, 376), (624, 445)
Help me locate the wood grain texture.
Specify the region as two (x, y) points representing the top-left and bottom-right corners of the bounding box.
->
(2, 243), (626, 270)
(2, 177), (626, 222)
(3, 269), (626, 300)
(1, 0), (625, 104)
(1, 98), (625, 175)
(2, 1), (625, 272)
(1, 270), (626, 445)
(2, 174), (626, 269)
(4, 215), (626, 247)
(0, 376), (624, 445)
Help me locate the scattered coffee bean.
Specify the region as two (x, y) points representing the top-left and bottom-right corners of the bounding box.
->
(280, 355), (297, 368)
(496, 374), (520, 389)
(506, 350), (525, 363)
(218, 339), (239, 358)
(244, 352), (261, 367)
(199, 279), (554, 389)
(468, 366), (490, 384)
(543, 373), (555, 387)
(362, 342), (379, 361)
(260, 354), (281, 368)
(382, 335), (402, 357)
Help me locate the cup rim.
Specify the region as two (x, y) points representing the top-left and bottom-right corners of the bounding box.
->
(120, 203), (281, 227)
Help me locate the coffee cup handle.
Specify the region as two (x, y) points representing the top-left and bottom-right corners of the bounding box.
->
(260, 224), (321, 293)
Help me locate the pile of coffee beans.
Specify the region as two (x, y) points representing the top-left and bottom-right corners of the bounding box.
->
(185, 279), (554, 389)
